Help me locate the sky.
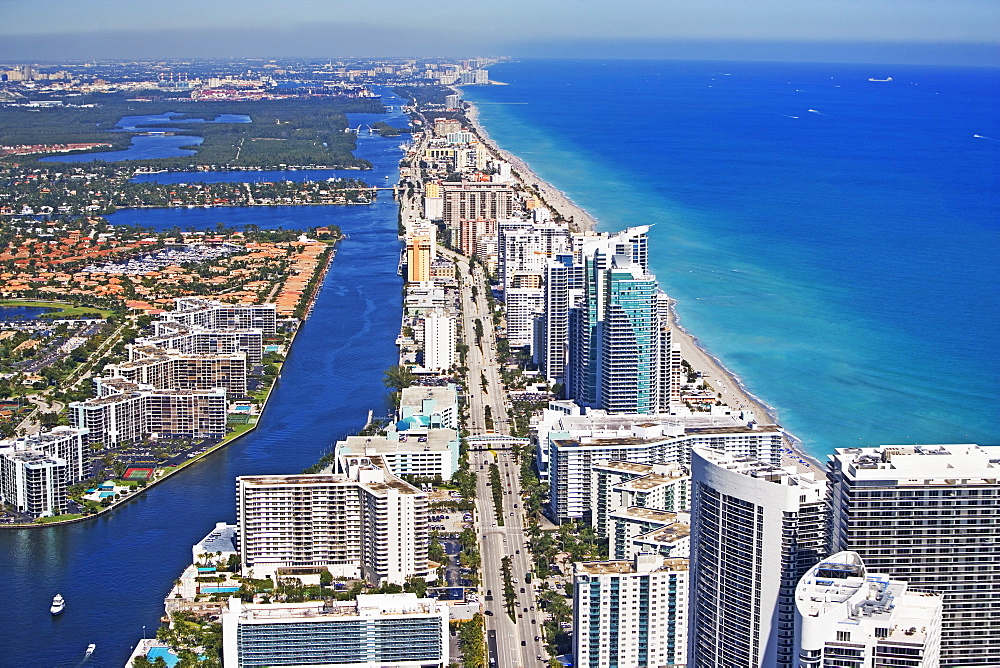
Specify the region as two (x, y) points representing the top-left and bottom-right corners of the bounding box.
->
(0, 0), (997, 65)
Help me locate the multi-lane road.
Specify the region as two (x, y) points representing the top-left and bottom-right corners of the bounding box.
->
(446, 250), (549, 667)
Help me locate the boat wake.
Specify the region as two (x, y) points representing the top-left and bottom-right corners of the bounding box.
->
(973, 134), (996, 141)
(807, 109), (832, 117)
(778, 113), (800, 119)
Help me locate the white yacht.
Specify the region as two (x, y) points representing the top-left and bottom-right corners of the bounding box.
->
(50, 594), (65, 615)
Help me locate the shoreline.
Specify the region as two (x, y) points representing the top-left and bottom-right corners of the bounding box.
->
(463, 101), (599, 232)
(0, 240), (337, 529)
(462, 97), (823, 473)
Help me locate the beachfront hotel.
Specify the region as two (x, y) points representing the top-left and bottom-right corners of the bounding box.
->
(573, 553), (689, 668)
(688, 448), (826, 668)
(543, 411), (781, 523)
(828, 444), (1000, 667)
(236, 455), (429, 585)
(221, 593), (449, 668)
(795, 551), (942, 667)
(591, 460), (689, 535)
(405, 224), (435, 283)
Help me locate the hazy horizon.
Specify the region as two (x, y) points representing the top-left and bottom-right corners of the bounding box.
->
(1, 0), (997, 66)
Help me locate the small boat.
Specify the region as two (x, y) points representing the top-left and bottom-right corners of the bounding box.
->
(86, 644), (96, 655)
(868, 77), (893, 82)
(50, 594), (65, 615)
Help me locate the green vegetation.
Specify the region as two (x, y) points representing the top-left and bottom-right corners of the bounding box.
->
(0, 300), (112, 319)
(371, 121), (411, 137)
(456, 614), (486, 668)
(489, 462), (504, 527)
(393, 85), (455, 108)
(457, 528), (481, 585)
(501, 555), (517, 621)
(150, 611), (222, 668)
(1, 93), (384, 169)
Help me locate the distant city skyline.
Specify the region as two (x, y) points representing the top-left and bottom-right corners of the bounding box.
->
(1, 0), (997, 65)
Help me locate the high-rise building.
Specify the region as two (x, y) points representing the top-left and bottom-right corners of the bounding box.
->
(237, 456), (429, 585)
(0, 426), (88, 482)
(547, 418), (782, 523)
(541, 254), (585, 382)
(688, 448), (826, 668)
(0, 449), (68, 518)
(573, 553), (689, 668)
(795, 551), (942, 668)
(433, 118), (462, 138)
(441, 182), (513, 254)
(70, 382), (227, 448)
(406, 226), (435, 283)
(221, 594), (449, 668)
(828, 444), (1000, 667)
(591, 460), (689, 538)
(159, 297), (276, 336)
(104, 346), (248, 396)
(422, 309), (456, 372)
(505, 288), (544, 348)
(140, 320), (264, 364)
(598, 255), (659, 413)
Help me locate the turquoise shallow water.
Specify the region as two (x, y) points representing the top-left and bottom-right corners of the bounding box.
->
(465, 59), (1000, 457)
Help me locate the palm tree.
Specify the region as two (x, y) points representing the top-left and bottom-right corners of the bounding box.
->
(382, 364), (414, 392)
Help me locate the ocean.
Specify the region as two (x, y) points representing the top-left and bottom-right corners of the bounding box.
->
(463, 59), (1000, 458)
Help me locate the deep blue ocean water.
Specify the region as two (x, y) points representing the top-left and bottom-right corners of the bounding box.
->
(464, 59), (1000, 457)
(0, 96), (408, 667)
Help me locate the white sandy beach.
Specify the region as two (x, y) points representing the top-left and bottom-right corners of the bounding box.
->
(461, 97), (823, 472)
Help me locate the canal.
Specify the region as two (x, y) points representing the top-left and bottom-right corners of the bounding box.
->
(0, 97), (409, 667)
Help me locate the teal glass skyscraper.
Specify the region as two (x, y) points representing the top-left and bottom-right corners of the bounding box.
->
(600, 256), (659, 413)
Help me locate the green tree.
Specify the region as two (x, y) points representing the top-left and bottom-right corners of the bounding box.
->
(382, 364), (415, 392)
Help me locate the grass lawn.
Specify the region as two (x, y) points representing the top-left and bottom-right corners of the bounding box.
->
(35, 513), (84, 523)
(0, 299), (113, 319)
(222, 421), (257, 442)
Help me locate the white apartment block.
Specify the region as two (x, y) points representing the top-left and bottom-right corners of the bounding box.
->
(689, 448), (827, 668)
(237, 456), (429, 585)
(335, 428), (459, 481)
(422, 309), (456, 372)
(592, 460), (690, 537)
(104, 345), (247, 396)
(0, 449), (68, 518)
(828, 444), (1000, 667)
(796, 551), (942, 668)
(399, 384), (459, 430)
(222, 594), (448, 668)
(0, 426), (88, 482)
(608, 507), (690, 562)
(141, 320), (264, 364)
(546, 413), (782, 523)
(160, 297), (276, 335)
(574, 553), (689, 668)
(505, 288), (544, 348)
(71, 382), (227, 447)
